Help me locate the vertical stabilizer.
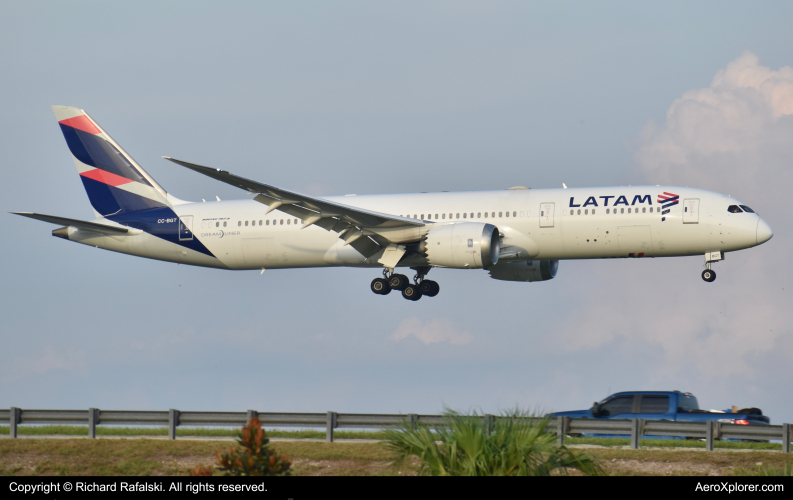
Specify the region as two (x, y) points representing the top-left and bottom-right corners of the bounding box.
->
(52, 106), (170, 217)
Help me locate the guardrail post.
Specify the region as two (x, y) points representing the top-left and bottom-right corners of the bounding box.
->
(10, 407), (20, 439)
(485, 414), (495, 436)
(783, 423), (791, 454)
(557, 416), (569, 446)
(705, 421), (715, 451)
(247, 409), (259, 424)
(326, 411), (337, 442)
(630, 419), (642, 449)
(408, 413), (418, 430)
(169, 409), (180, 440)
(88, 408), (98, 439)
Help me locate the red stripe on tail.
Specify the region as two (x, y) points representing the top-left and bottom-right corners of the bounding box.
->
(80, 168), (135, 187)
(59, 115), (101, 135)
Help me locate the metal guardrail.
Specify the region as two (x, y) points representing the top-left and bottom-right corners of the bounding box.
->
(3, 407), (791, 452)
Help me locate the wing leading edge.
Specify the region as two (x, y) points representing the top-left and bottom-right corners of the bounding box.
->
(164, 157), (428, 258)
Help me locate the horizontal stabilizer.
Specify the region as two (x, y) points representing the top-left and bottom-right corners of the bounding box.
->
(12, 212), (129, 234)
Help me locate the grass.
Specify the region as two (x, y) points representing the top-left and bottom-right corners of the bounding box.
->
(0, 438), (407, 476)
(2, 437), (793, 477)
(1, 437), (792, 476)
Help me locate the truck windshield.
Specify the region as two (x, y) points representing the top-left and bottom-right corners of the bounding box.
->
(678, 395), (699, 411)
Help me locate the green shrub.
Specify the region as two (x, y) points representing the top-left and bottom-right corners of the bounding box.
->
(189, 417), (291, 476)
(383, 409), (604, 476)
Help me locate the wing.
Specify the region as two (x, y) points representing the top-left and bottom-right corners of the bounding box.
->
(164, 157), (428, 258)
(13, 212), (130, 234)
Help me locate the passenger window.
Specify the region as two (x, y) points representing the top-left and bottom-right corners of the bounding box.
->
(238, 221), (242, 226)
(484, 212), (488, 218)
(513, 211), (516, 217)
(266, 220), (269, 225)
(728, 205), (743, 213)
(478, 212), (481, 218)
(739, 205), (755, 213)
(499, 212), (502, 217)
(470, 213), (474, 218)
(492, 212), (495, 218)
(287, 219), (290, 225)
(223, 221), (227, 227)
(598, 396), (635, 416)
(584, 209), (588, 215)
(420, 214), (424, 219)
(463, 213), (467, 219)
(620, 208), (624, 214)
(505, 211), (509, 217)
(449, 213), (453, 219)
(628, 208), (631, 214)
(456, 213), (460, 219)
(245, 221), (248, 226)
(642, 207), (646, 213)
(442, 214), (446, 219)
(577, 209), (581, 215)
(280, 219), (283, 225)
(592, 209), (596, 215)
(639, 395), (669, 414)
(606, 209), (610, 214)
(259, 220), (262, 225)
(215, 222), (219, 227)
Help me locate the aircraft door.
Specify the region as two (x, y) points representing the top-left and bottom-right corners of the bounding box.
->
(682, 199), (699, 224)
(178, 216), (194, 241)
(539, 203), (555, 228)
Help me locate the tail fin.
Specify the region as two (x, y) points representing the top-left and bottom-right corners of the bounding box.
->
(52, 106), (170, 217)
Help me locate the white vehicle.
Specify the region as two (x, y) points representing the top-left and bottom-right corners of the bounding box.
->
(15, 106), (773, 300)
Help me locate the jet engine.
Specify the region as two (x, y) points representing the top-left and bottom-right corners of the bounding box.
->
(488, 260), (558, 282)
(420, 223), (500, 268)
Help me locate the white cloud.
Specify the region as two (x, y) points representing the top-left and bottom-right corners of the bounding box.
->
(392, 317), (473, 345)
(557, 52), (793, 379)
(0, 346), (88, 384)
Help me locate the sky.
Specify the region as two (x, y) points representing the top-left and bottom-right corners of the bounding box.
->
(2, 1), (792, 425)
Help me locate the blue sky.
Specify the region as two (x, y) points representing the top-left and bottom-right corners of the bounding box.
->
(2, 2), (792, 423)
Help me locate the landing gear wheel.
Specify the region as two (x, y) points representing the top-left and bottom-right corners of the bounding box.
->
(388, 274), (409, 291)
(402, 284), (422, 301)
(701, 269), (716, 282)
(371, 278), (391, 295)
(418, 280), (440, 297)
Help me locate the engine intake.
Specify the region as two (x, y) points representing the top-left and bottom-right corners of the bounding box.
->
(421, 223), (500, 268)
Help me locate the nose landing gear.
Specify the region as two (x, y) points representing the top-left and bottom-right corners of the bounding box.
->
(702, 251), (722, 283)
(370, 267), (439, 300)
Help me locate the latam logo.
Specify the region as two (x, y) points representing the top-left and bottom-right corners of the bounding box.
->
(658, 192), (679, 221)
(568, 195), (652, 207)
(657, 192), (679, 208)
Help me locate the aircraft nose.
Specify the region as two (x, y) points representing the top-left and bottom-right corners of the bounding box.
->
(756, 218), (773, 245)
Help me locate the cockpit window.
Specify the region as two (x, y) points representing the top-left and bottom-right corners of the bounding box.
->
(727, 205), (743, 213)
(740, 205), (755, 213)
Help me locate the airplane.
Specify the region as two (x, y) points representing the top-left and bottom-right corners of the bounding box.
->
(14, 106), (773, 300)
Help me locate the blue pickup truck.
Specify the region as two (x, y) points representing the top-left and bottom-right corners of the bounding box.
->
(549, 391), (769, 436)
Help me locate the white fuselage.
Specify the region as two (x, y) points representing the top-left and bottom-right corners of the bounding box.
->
(63, 185), (770, 272)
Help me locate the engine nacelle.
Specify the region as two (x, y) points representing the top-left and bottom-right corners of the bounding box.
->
(488, 260), (558, 282)
(422, 223), (500, 268)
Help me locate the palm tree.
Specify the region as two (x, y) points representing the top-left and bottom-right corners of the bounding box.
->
(383, 409), (603, 476)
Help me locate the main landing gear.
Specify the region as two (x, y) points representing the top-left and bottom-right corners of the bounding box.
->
(371, 267), (439, 301)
